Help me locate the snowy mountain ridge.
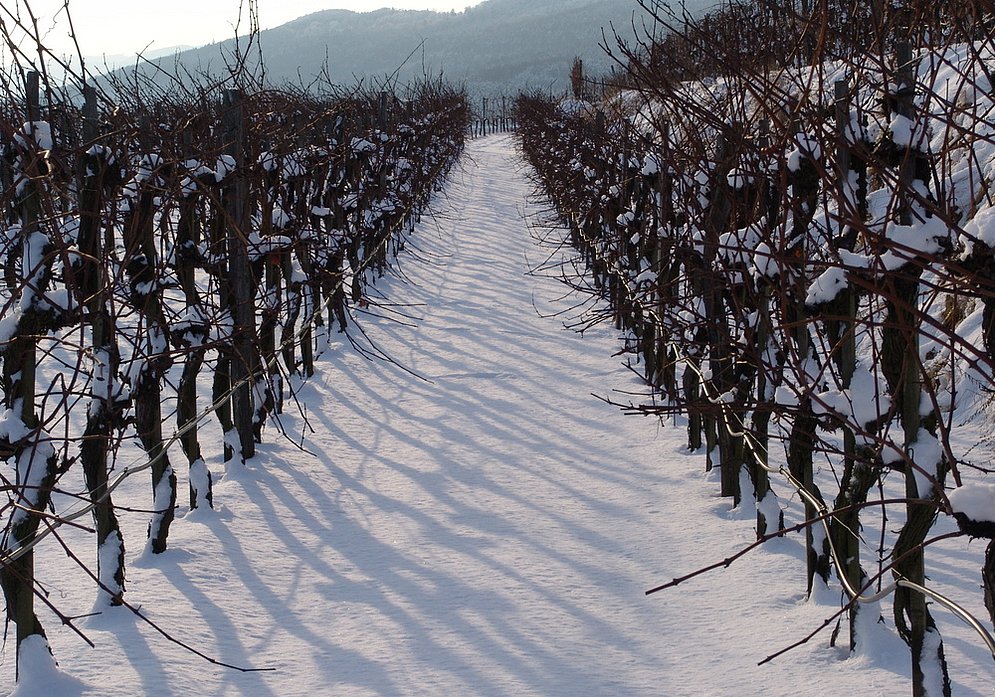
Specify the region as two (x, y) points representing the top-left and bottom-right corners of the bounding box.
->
(152, 0), (712, 94)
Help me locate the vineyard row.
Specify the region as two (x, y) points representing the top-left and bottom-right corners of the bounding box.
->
(0, 68), (469, 677)
(516, 1), (995, 693)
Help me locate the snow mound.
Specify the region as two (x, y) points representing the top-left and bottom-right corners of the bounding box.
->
(11, 636), (91, 697)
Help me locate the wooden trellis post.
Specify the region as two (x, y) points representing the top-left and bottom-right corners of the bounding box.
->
(750, 118), (781, 538)
(222, 89), (256, 462)
(78, 84), (127, 594)
(703, 127), (740, 502)
(826, 78), (877, 651)
(176, 120), (214, 509)
(0, 70), (60, 677)
(783, 111), (831, 594)
(882, 42), (952, 697)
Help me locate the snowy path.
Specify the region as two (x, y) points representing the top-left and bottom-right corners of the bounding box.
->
(20, 135), (988, 696)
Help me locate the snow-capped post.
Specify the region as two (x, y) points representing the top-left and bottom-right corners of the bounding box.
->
(750, 118), (782, 539)
(121, 119), (177, 555)
(653, 125), (678, 399)
(704, 126), (740, 502)
(374, 93), (393, 277)
(825, 77), (877, 652)
(252, 147), (279, 442)
(627, 141), (655, 381)
(588, 112), (609, 294)
(176, 125), (213, 510)
(77, 84), (126, 598)
(345, 125), (368, 304)
(882, 41), (952, 697)
(677, 123), (705, 453)
(784, 113), (831, 595)
(222, 88), (257, 463)
(0, 69), (60, 677)
(948, 485), (995, 631)
(279, 150), (308, 376)
(210, 155), (237, 465)
(316, 116), (348, 341)
(611, 125), (631, 333)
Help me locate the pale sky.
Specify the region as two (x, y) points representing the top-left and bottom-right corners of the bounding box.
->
(3, 1), (480, 58)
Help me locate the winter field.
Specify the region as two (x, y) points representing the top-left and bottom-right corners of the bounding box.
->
(2, 134), (992, 696)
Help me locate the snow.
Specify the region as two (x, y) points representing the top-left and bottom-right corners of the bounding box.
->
(271, 207), (291, 229)
(0, 409), (30, 444)
(727, 167), (754, 189)
(7, 135), (992, 696)
(16, 122), (53, 151)
(753, 241), (777, 279)
(20, 231), (49, 308)
(151, 466), (175, 515)
(641, 154), (661, 177)
(787, 132), (821, 172)
(813, 365), (891, 430)
(188, 458), (212, 511)
(10, 636), (88, 697)
(351, 137), (377, 154)
(756, 485), (782, 521)
(921, 628), (948, 697)
(617, 211), (635, 226)
(223, 428), (244, 471)
(257, 151), (278, 172)
(878, 217), (949, 270)
(4, 435), (55, 532)
(558, 99), (592, 117)
(948, 482), (995, 524)
(247, 231), (293, 260)
(215, 155), (237, 182)
(97, 530), (125, 606)
(961, 204), (995, 253)
(889, 113), (926, 149)
(806, 265), (848, 305)
(909, 428), (943, 499)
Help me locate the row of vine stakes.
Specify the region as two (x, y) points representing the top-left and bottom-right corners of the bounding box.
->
(0, 60), (470, 680)
(516, 1), (995, 694)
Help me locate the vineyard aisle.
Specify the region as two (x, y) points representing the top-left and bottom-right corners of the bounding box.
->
(18, 134), (922, 696)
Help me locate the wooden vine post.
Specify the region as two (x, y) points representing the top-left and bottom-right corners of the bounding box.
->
(751, 119), (781, 539)
(176, 124), (213, 509)
(653, 124), (678, 400)
(680, 126), (705, 452)
(882, 42), (952, 697)
(826, 78), (877, 652)
(703, 128), (740, 502)
(122, 117), (176, 555)
(253, 147), (280, 440)
(222, 89), (257, 463)
(77, 84), (126, 596)
(784, 114), (831, 595)
(0, 70), (60, 676)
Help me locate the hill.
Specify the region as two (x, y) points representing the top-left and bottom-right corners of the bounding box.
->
(160, 0), (712, 95)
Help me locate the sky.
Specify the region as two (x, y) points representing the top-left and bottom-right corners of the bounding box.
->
(3, 1), (480, 59)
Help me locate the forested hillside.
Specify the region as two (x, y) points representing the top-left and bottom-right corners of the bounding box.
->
(147, 0), (709, 95)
